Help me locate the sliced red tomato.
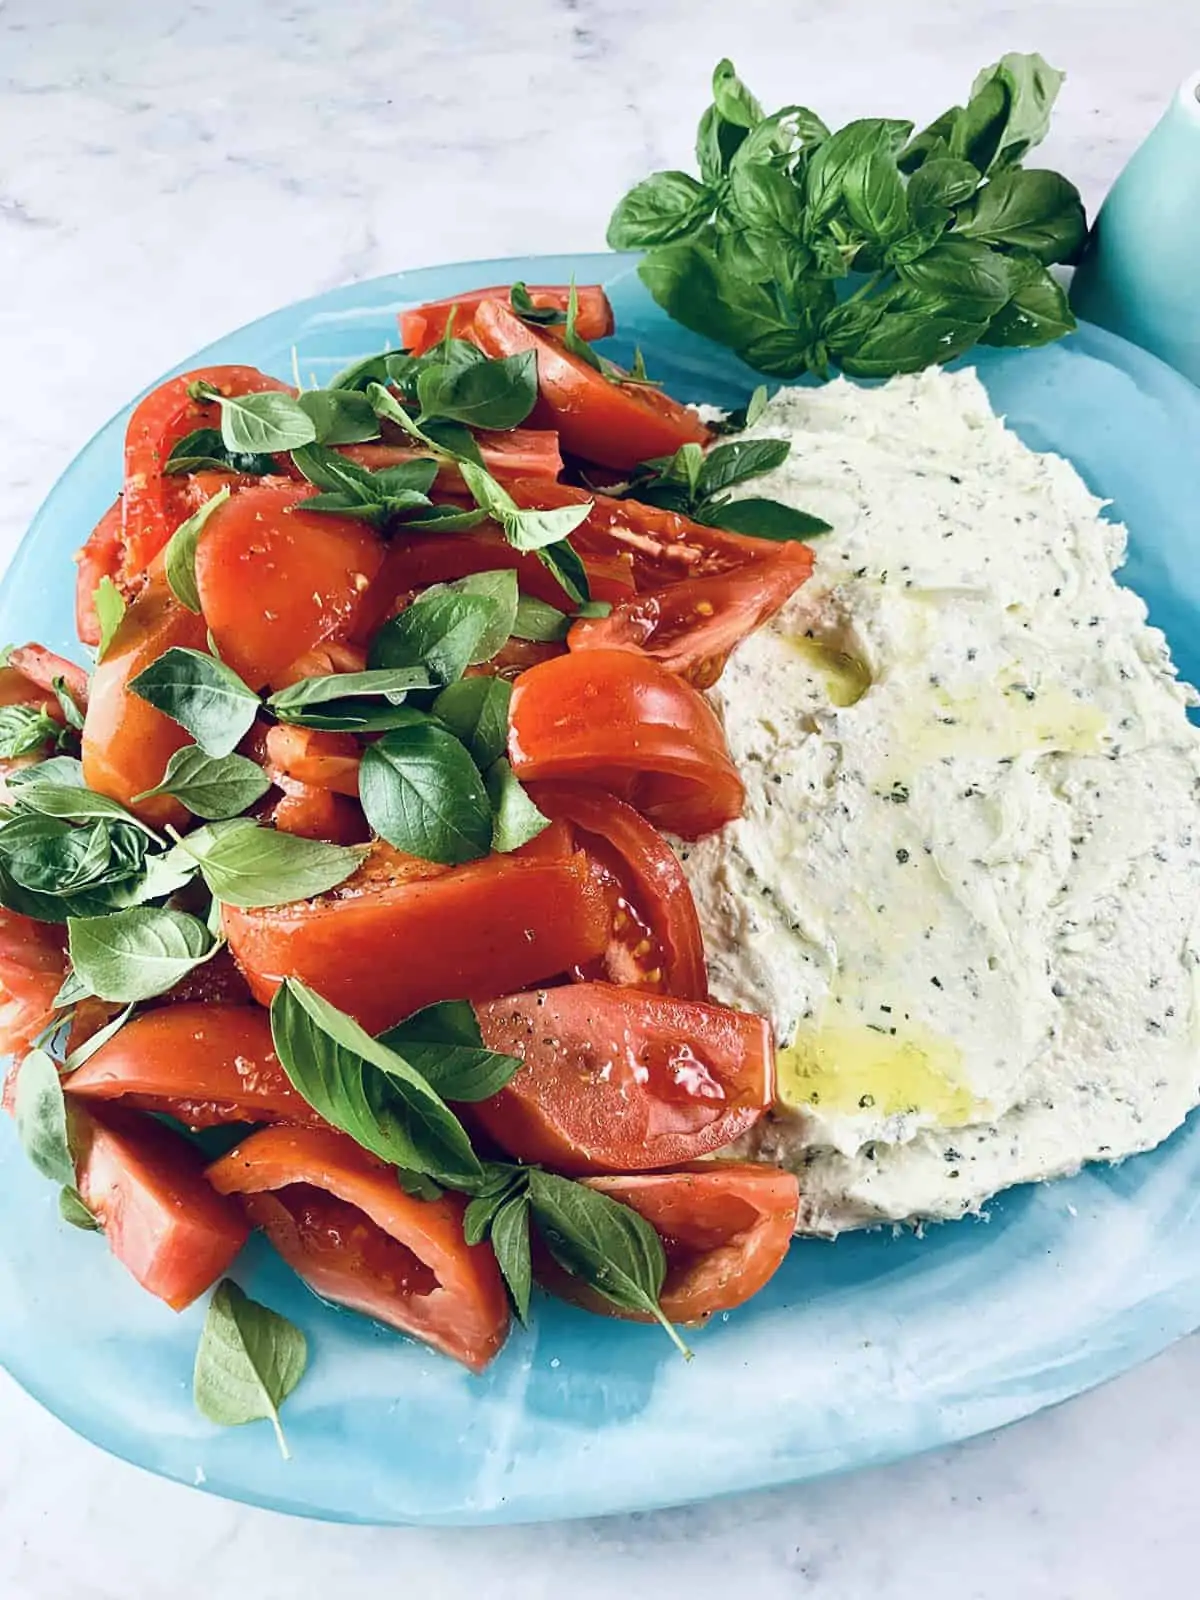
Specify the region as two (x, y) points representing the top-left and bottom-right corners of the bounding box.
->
(0, 668), (58, 722)
(207, 1124), (510, 1371)
(270, 777), (369, 845)
(400, 284), (613, 356)
(122, 364), (292, 582)
(343, 428), (562, 488)
(194, 481), (386, 691)
(472, 983), (774, 1174)
(541, 1164), (799, 1322)
(464, 638), (564, 682)
(529, 783), (706, 999)
(569, 543), (815, 689)
(508, 648), (743, 839)
(223, 841), (610, 1033)
(506, 479), (797, 590)
(75, 498), (124, 646)
(7, 644), (89, 709)
(81, 582), (209, 830)
(469, 298), (711, 472)
(274, 640), (368, 689)
(72, 1102), (249, 1310)
(0, 910), (66, 1057)
(265, 725), (360, 796)
(65, 1003), (320, 1129)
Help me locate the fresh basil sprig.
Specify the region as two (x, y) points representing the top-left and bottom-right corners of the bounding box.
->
(0, 812), (158, 922)
(509, 282), (567, 326)
(163, 427), (276, 478)
(193, 1280), (308, 1460)
(266, 667), (434, 732)
(608, 54), (1085, 378)
(367, 574), (517, 686)
(289, 443), (485, 532)
(0, 705), (62, 760)
(618, 437), (831, 540)
(129, 647), (261, 757)
(134, 745), (271, 820)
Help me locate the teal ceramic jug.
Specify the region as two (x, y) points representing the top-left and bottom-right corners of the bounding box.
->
(1071, 69), (1200, 385)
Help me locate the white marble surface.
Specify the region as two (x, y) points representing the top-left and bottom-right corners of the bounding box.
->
(2, 0), (1199, 1594)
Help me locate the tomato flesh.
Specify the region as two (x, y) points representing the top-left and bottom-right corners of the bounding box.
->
(7, 644), (90, 709)
(343, 428), (562, 488)
(472, 983), (774, 1173)
(269, 778), (369, 845)
(265, 725), (361, 796)
(508, 648), (744, 839)
(207, 1124), (510, 1371)
(0, 910), (66, 1057)
(399, 284), (613, 355)
(73, 1103), (249, 1310)
(530, 783), (707, 999)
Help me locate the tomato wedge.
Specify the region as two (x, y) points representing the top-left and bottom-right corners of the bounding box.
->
(508, 648), (744, 839)
(265, 725), (360, 796)
(81, 583), (208, 830)
(0, 910), (66, 1056)
(223, 841), (610, 1033)
(530, 783), (706, 999)
(75, 498), (124, 646)
(506, 479), (797, 590)
(399, 284), (613, 355)
(539, 1164), (799, 1322)
(343, 428), (562, 488)
(470, 298), (711, 472)
(472, 983), (773, 1174)
(7, 644), (90, 709)
(270, 777), (369, 845)
(65, 1003), (320, 1129)
(569, 543), (815, 689)
(72, 1103), (249, 1310)
(194, 481), (385, 692)
(207, 1125), (510, 1371)
(123, 364), (292, 582)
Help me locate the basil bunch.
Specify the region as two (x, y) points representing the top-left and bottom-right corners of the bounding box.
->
(608, 53), (1086, 378)
(616, 437), (831, 540)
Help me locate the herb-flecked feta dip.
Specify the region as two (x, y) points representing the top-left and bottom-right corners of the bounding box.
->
(680, 368), (1200, 1235)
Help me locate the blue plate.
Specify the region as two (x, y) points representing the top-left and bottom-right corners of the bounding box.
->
(4, 253), (1200, 1527)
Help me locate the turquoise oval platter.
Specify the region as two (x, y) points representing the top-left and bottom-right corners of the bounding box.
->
(3, 252), (1200, 1527)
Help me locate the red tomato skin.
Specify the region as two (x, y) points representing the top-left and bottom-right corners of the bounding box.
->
(122, 365), (292, 581)
(75, 498), (124, 646)
(207, 1124), (510, 1371)
(530, 782), (708, 999)
(265, 725), (361, 796)
(222, 846), (611, 1034)
(64, 1003), (321, 1130)
(569, 542), (815, 689)
(399, 285), (613, 355)
(73, 1102), (249, 1311)
(343, 428), (562, 489)
(471, 983), (774, 1174)
(508, 648), (744, 840)
(81, 584), (209, 830)
(0, 910), (66, 1057)
(470, 298), (711, 471)
(269, 779), (369, 845)
(194, 481), (385, 692)
(543, 1164), (799, 1322)
(7, 644), (90, 709)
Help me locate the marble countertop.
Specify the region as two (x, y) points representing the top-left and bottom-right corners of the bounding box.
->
(2, 1), (1199, 1595)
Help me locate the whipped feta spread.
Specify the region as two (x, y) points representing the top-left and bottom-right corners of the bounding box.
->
(679, 368), (1200, 1235)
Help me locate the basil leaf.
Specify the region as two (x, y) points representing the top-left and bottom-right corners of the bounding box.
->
(491, 1191), (533, 1324)
(68, 905), (215, 1002)
(368, 589), (501, 686)
(486, 759), (550, 854)
(266, 698), (426, 734)
(710, 58), (763, 129)
(378, 999), (521, 1103)
(12, 779), (160, 838)
(268, 668), (434, 720)
(561, 279), (604, 374)
(509, 282), (567, 326)
(982, 256), (1075, 347)
(536, 538), (590, 606)
(728, 163), (804, 239)
(699, 498), (831, 539)
(129, 647), (260, 757)
(907, 156), (981, 214)
(291, 443), (389, 499)
(895, 236), (1013, 315)
(15, 1049), (74, 1186)
(464, 1189), (508, 1246)
(93, 578), (126, 662)
(134, 745), (269, 820)
(511, 595), (570, 643)
(193, 1279), (308, 1460)
(416, 350), (538, 431)
(0, 813), (156, 921)
(163, 427), (275, 476)
(270, 979), (481, 1183)
(163, 485), (231, 613)
(695, 104), (743, 186)
(607, 171), (714, 250)
(59, 1187), (102, 1231)
(54, 965), (92, 1008)
(175, 818), (365, 908)
(955, 167), (1086, 264)
(396, 1169), (445, 1201)
(296, 388), (381, 445)
(460, 467), (594, 556)
(217, 391), (316, 454)
(359, 723), (493, 865)
(431, 677), (512, 769)
(328, 350), (406, 392)
(443, 570), (519, 662)
(394, 504), (489, 534)
(698, 438), (790, 497)
(805, 118), (913, 225)
(967, 51), (1064, 172)
(51, 678), (85, 733)
(9, 755), (84, 789)
(64, 1002), (135, 1071)
(527, 1169), (689, 1356)
(837, 301), (991, 378)
(0, 705), (59, 758)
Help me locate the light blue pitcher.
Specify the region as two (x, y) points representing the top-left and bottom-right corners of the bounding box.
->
(1071, 70), (1200, 385)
